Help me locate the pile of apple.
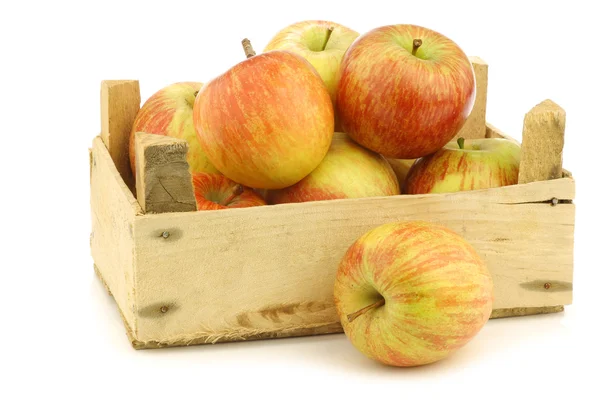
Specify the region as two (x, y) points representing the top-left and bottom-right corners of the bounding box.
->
(128, 21), (519, 366)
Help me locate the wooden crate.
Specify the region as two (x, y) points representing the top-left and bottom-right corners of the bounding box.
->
(90, 58), (574, 349)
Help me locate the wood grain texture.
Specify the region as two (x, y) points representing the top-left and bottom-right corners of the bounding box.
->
(130, 178), (574, 345)
(519, 100), (566, 184)
(134, 132), (196, 213)
(90, 137), (142, 334)
(95, 263), (565, 350)
(490, 306), (564, 319)
(454, 57), (488, 140)
(101, 80), (140, 191)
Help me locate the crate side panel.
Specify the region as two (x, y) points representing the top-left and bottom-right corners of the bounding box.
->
(131, 179), (574, 344)
(91, 136), (142, 334)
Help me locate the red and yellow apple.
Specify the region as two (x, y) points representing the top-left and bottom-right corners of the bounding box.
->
(266, 133), (399, 204)
(334, 221), (493, 367)
(403, 138), (521, 194)
(193, 49), (334, 190)
(192, 173), (265, 211)
(336, 24), (476, 159)
(129, 82), (218, 176)
(264, 20), (359, 103)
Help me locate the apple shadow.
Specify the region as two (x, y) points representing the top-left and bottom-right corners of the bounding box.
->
(142, 310), (569, 377)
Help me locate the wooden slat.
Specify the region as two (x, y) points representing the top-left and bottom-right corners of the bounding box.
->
(486, 122), (572, 178)
(101, 80), (140, 191)
(90, 136), (142, 335)
(491, 306), (564, 319)
(454, 56), (488, 140)
(485, 123), (517, 141)
(130, 178), (574, 345)
(134, 132), (196, 214)
(519, 99), (566, 184)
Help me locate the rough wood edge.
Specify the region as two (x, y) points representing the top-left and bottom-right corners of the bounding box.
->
(129, 307), (567, 349)
(454, 56), (488, 140)
(134, 132), (197, 213)
(490, 306), (564, 319)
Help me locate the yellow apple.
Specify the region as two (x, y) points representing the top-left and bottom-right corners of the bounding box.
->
(267, 133), (399, 204)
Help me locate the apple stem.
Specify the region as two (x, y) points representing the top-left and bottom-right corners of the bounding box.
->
(412, 38), (423, 56)
(320, 27), (334, 51)
(222, 184), (244, 205)
(346, 298), (385, 323)
(457, 137), (465, 150)
(242, 38), (256, 58)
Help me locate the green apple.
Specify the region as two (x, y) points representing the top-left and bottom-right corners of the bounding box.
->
(264, 20), (359, 103)
(403, 138), (521, 194)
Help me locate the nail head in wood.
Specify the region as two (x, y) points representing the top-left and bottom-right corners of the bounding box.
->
(544, 283), (552, 290)
(551, 197), (559, 206)
(162, 231), (170, 239)
(160, 306), (169, 313)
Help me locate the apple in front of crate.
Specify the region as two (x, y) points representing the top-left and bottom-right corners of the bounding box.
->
(194, 46), (334, 189)
(129, 82), (219, 177)
(403, 138), (521, 194)
(192, 173), (266, 211)
(334, 221), (494, 367)
(267, 133), (399, 204)
(336, 24), (476, 159)
(264, 20), (359, 103)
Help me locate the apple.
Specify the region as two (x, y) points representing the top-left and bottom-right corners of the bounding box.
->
(129, 82), (218, 177)
(192, 173), (266, 211)
(193, 41), (334, 189)
(403, 137), (521, 194)
(266, 133), (399, 204)
(334, 221), (494, 367)
(385, 158), (416, 188)
(336, 24), (476, 159)
(264, 20), (359, 103)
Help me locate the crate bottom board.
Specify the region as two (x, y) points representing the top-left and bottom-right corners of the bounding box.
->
(94, 265), (565, 350)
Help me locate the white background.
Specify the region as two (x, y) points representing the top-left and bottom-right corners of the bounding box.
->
(1, 0), (598, 399)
